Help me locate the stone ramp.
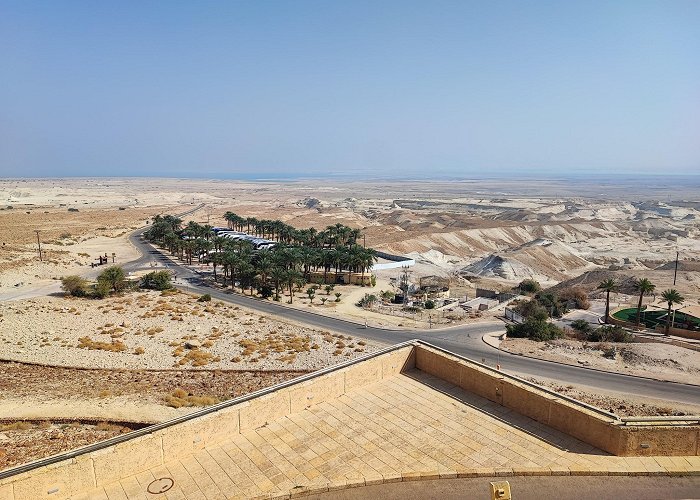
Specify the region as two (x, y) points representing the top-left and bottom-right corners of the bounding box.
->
(73, 371), (697, 499)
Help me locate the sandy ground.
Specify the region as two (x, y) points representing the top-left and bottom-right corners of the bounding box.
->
(0, 204), (166, 300)
(502, 337), (700, 385)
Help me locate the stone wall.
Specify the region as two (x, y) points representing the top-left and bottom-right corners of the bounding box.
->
(414, 344), (700, 458)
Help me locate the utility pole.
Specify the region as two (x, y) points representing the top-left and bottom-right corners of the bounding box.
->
(34, 230), (43, 261)
(673, 250), (679, 286)
(399, 265), (411, 306)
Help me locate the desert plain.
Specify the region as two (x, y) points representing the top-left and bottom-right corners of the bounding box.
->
(1, 176), (699, 470)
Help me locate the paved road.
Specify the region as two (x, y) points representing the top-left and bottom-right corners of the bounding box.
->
(127, 228), (700, 406)
(306, 476), (700, 500)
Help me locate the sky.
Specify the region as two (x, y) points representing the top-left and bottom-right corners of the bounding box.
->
(0, 0), (698, 179)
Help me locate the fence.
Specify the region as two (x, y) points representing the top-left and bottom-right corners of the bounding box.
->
(372, 250), (415, 271)
(504, 307), (524, 324)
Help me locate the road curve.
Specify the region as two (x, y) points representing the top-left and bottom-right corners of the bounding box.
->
(126, 228), (700, 406)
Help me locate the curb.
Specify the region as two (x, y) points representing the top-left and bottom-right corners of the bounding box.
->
(265, 467), (700, 498)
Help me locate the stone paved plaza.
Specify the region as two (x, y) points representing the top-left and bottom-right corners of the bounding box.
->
(73, 370), (700, 500)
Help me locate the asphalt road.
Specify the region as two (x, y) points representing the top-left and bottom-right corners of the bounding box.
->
(126, 228), (700, 406)
(306, 476), (700, 500)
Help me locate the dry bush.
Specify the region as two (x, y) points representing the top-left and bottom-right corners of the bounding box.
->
(175, 348), (219, 367)
(95, 422), (126, 432)
(0, 422), (33, 431)
(559, 287), (591, 310)
(164, 389), (219, 408)
(237, 332), (313, 361)
(77, 336), (127, 352)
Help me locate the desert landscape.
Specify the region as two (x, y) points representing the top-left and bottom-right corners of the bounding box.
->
(1, 176), (699, 471)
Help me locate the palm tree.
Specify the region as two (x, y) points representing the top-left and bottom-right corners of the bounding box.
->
(207, 251), (222, 281)
(633, 278), (655, 327)
(285, 269), (303, 303)
(269, 266), (286, 299)
(661, 289), (684, 334)
(597, 278), (618, 324)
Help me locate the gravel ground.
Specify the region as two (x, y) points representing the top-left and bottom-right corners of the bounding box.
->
(525, 377), (700, 417)
(0, 291), (377, 370)
(503, 337), (700, 385)
(0, 421), (135, 472)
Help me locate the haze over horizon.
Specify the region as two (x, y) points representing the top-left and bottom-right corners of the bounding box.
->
(1, 1), (698, 179)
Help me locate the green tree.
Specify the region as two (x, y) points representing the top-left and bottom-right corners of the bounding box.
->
(518, 279), (541, 294)
(98, 266), (126, 293)
(660, 289), (684, 334)
(597, 279), (618, 324)
(140, 271), (172, 291)
(61, 275), (89, 297)
(506, 317), (564, 341)
(633, 278), (655, 327)
(570, 319), (592, 335)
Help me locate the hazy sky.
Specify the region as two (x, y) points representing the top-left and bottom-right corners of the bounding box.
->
(1, 1), (698, 178)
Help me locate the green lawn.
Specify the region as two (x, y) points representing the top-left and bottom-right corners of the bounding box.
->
(612, 307), (700, 330)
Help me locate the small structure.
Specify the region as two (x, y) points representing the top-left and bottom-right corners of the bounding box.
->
(308, 270), (372, 286)
(418, 275), (450, 300)
(462, 297), (499, 312)
(477, 288), (518, 303)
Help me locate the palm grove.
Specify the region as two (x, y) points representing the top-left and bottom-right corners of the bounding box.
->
(144, 213), (378, 302)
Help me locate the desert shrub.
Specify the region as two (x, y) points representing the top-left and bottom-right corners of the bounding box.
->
(61, 275), (89, 297)
(506, 318), (564, 341)
(356, 293), (377, 308)
(165, 389), (219, 408)
(197, 293), (212, 302)
(77, 336), (126, 352)
(425, 299), (436, 309)
(380, 290), (395, 301)
(533, 292), (568, 318)
(91, 280), (112, 299)
(67, 207), (79, 212)
(513, 300), (549, 321)
(587, 325), (632, 343)
(402, 305), (420, 313)
(559, 287), (591, 310)
(570, 319), (593, 334)
(370, 275), (376, 287)
(0, 421), (33, 431)
(140, 270), (172, 290)
(518, 279), (541, 294)
(97, 266), (126, 293)
(59, 232), (72, 239)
